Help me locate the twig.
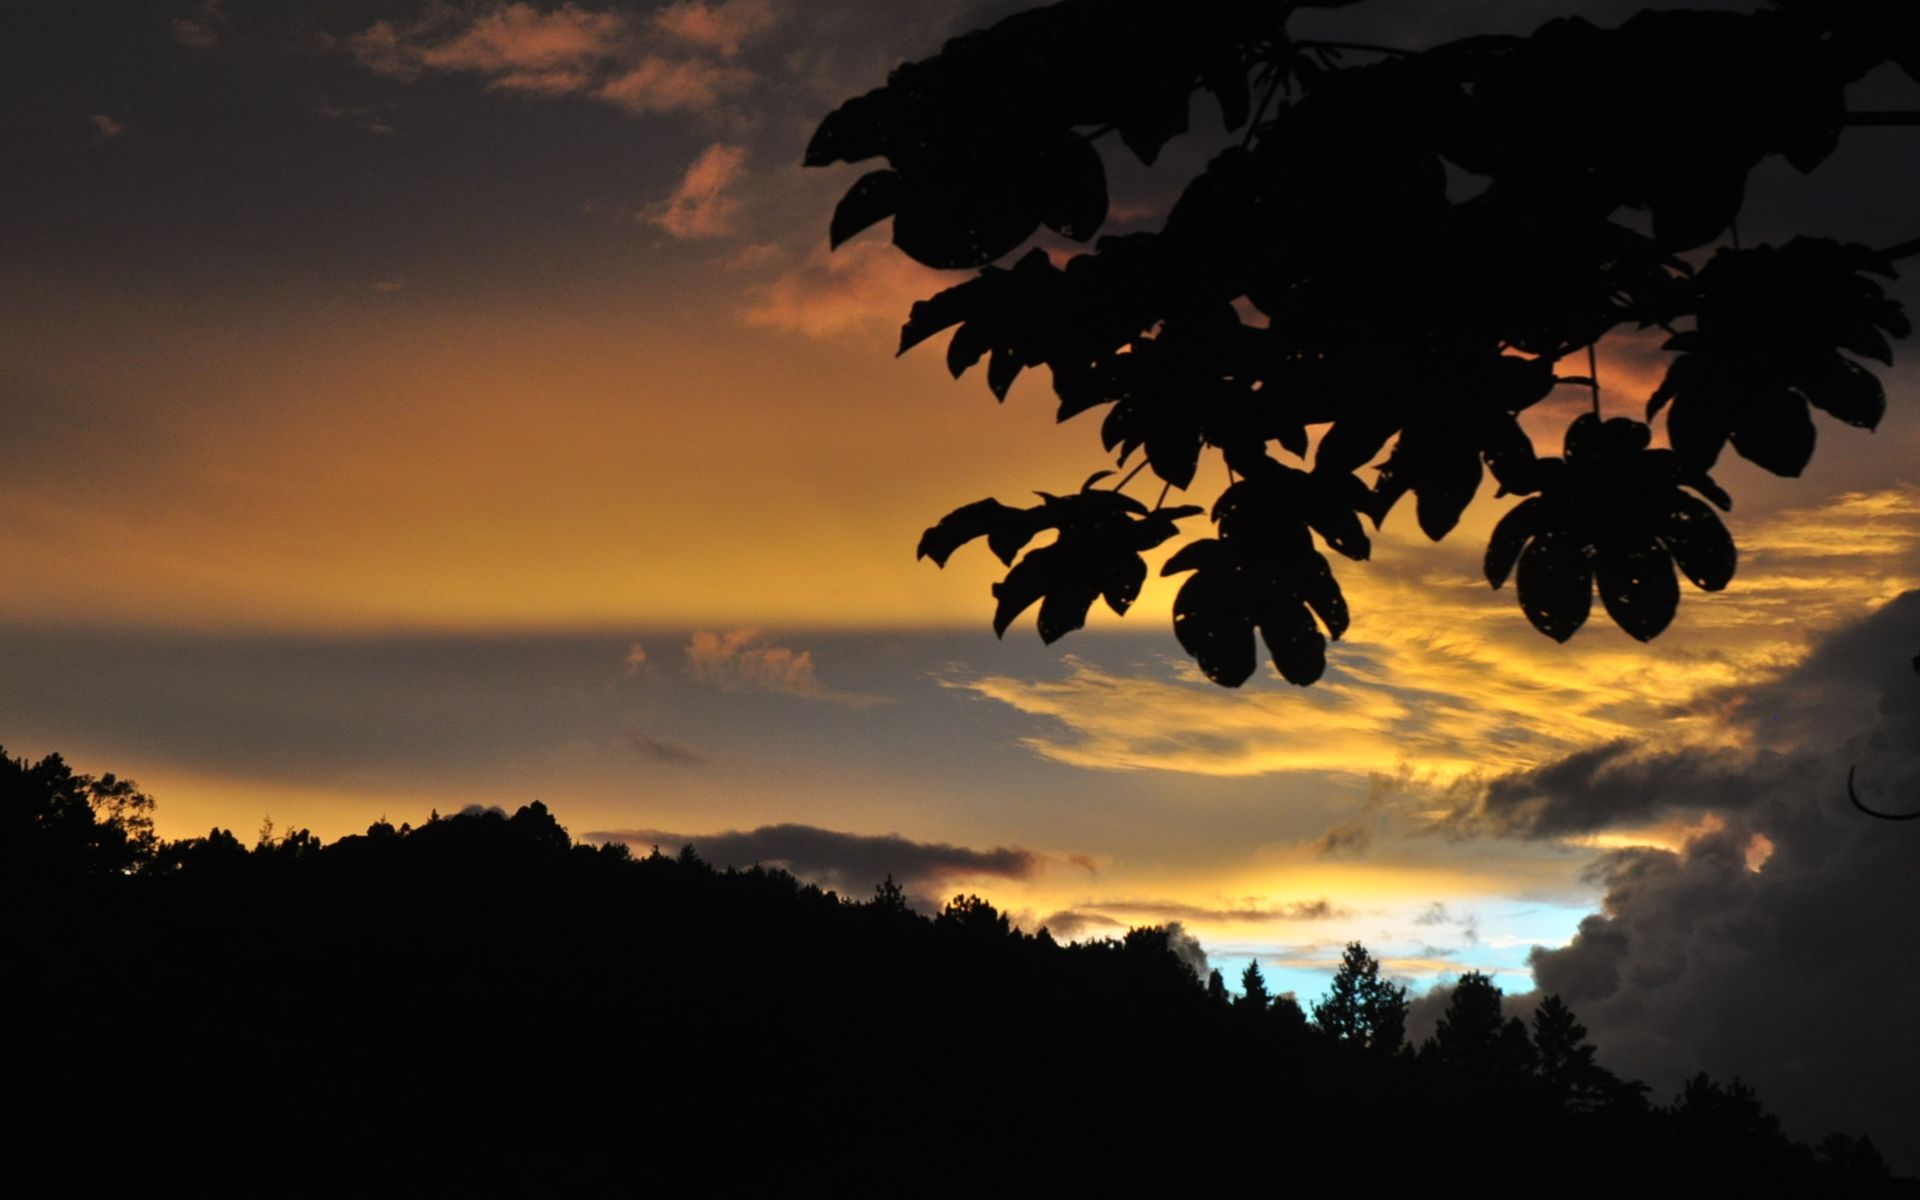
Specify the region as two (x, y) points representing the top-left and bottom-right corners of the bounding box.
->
(1587, 342), (1602, 419)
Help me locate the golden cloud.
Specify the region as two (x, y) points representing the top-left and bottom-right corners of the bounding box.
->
(944, 485), (1920, 781)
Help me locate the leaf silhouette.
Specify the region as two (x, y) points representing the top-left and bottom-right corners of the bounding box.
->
(1649, 239), (1907, 475)
(812, 1), (1913, 686)
(1488, 415), (1736, 642)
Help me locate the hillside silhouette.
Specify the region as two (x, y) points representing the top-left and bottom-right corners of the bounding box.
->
(8, 747), (1912, 1194)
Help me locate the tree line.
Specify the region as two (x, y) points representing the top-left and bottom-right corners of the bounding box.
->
(6, 746), (1909, 1193)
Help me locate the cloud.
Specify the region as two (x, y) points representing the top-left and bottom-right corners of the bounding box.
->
(89, 114), (126, 138)
(585, 822), (1041, 900)
(369, 279), (406, 294)
(1160, 921), (1209, 980)
(652, 0), (777, 57)
(684, 627), (818, 694)
(172, 1), (222, 49)
(1448, 591), (1920, 840)
(1081, 897), (1348, 924)
(315, 98), (398, 135)
(682, 628), (881, 704)
(1511, 593), (1920, 1169)
(741, 241), (957, 339)
(646, 142), (746, 238)
(1037, 909), (1126, 940)
(346, 2), (760, 117)
(1411, 900), (1480, 945)
(595, 56), (750, 114)
(351, 2), (628, 85)
(943, 485), (1920, 783)
(624, 728), (707, 765)
(622, 643), (649, 676)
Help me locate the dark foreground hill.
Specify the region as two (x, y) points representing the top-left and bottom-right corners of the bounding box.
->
(8, 748), (1912, 1195)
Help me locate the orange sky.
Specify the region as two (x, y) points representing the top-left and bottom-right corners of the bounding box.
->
(4, 0), (1918, 1015)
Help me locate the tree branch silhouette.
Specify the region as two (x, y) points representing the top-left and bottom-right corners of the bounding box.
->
(810, 1), (1916, 687)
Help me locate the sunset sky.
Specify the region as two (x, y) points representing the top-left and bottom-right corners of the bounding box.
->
(5, 0), (1917, 1164)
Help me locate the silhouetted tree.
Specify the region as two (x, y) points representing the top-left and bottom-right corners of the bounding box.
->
(1236, 959), (1272, 1013)
(811, 1), (1916, 686)
(1670, 1073), (1790, 1152)
(14, 750), (1907, 1191)
(1271, 991), (1309, 1037)
(1312, 941), (1407, 1054)
(1207, 968), (1229, 1006)
(938, 893), (1012, 939)
(1531, 993), (1631, 1111)
(872, 872), (910, 914)
(3, 746), (157, 879)
(1428, 972), (1536, 1076)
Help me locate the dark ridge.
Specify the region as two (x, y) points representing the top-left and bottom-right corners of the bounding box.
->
(8, 747), (1913, 1194)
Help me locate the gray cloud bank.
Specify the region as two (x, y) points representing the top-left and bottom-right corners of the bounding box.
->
(1508, 593), (1920, 1169)
(586, 822), (1040, 901)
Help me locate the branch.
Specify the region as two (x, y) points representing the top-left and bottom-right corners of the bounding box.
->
(1881, 238), (1920, 262)
(1848, 766), (1920, 821)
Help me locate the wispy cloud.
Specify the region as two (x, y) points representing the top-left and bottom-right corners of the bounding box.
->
(314, 97), (398, 135)
(595, 55), (749, 114)
(1076, 897), (1348, 924)
(89, 113), (126, 139)
(625, 728), (708, 766)
(346, 1), (768, 117)
(646, 142), (746, 238)
(943, 485), (1920, 781)
(651, 0), (777, 57)
(683, 628), (883, 705)
(172, 1), (223, 50)
(741, 241), (962, 339)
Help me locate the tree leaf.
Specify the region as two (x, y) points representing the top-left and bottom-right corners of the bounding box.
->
(1515, 529), (1593, 642)
(1172, 566), (1257, 686)
(1038, 135), (1108, 242)
(1485, 497), (1543, 589)
(1260, 600), (1327, 686)
(1657, 494), (1736, 591)
(918, 499), (1034, 567)
(830, 170), (901, 248)
(1595, 541), (1678, 641)
(1727, 388), (1815, 476)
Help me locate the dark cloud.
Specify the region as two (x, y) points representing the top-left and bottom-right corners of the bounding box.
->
(1036, 909), (1125, 941)
(1094, 898), (1348, 924)
(1462, 592), (1920, 839)
(1028, 897), (1343, 945)
(585, 822), (1040, 899)
(1509, 594), (1920, 1170)
(1162, 921), (1209, 981)
(624, 729), (707, 766)
(1471, 739), (1760, 838)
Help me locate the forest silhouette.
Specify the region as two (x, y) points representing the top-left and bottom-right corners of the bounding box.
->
(9, 747), (1911, 1192)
